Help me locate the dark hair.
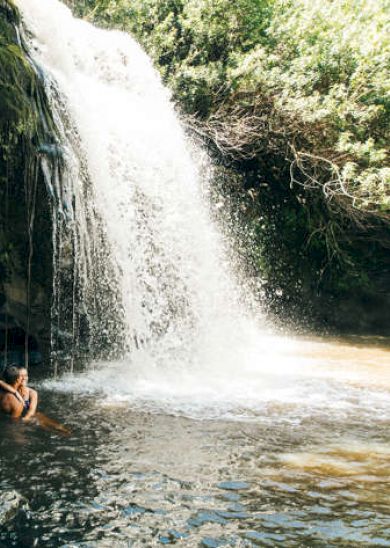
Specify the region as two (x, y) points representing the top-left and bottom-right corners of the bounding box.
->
(2, 364), (22, 386)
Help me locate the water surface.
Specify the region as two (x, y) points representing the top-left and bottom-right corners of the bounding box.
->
(1, 336), (389, 547)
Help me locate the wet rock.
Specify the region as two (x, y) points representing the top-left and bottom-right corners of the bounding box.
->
(0, 490), (28, 526)
(0, 0), (54, 364)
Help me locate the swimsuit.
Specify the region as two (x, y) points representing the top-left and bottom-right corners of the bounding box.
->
(10, 390), (30, 417)
(21, 396), (31, 418)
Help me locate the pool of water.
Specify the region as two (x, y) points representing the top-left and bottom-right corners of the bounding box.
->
(0, 336), (389, 547)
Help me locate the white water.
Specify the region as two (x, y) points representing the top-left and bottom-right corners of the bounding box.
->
(17, 0), (390, 422)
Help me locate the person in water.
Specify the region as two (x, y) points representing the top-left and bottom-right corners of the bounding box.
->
(0, 364), (70, 434)
(0, 364), (38, 421)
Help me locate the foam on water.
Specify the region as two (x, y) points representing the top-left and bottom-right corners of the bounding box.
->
(42, 336), (390, 423)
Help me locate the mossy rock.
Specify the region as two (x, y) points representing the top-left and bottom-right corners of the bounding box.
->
(0, 0), (55, 361)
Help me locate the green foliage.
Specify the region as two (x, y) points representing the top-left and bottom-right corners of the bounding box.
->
(71, 0), (389, 213)
(66, 0), (390, 329)
(70, 0), (273, 115)
(234, 0), (390, 212)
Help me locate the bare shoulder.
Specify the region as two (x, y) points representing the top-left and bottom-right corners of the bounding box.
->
(1, 392), (16, 404)
(21, 386), (37, 399)
(0, 392), (22, 414)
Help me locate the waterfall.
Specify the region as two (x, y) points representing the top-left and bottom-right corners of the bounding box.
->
(15, 0), (308, 415)
(17, 1), (128, 367)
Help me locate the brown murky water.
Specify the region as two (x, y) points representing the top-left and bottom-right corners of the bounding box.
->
(0, 336), (389, 546)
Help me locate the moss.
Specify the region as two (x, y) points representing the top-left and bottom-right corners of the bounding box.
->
(0, 0), (56, 355)
(0, 1), (37, 131)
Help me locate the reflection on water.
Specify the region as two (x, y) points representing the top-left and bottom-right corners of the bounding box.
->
(0, 337), (389, 546)
(299, 336), (390, 389)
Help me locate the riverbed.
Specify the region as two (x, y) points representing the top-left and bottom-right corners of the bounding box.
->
(0, 336), (389, 546)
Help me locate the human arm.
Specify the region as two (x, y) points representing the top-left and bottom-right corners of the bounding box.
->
(0, 379), (16, 393)
(0, 380), (24, 403)
(21, 388), (38, 421)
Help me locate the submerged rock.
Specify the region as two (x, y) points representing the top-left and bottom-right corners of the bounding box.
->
(0, 490), (28, 527)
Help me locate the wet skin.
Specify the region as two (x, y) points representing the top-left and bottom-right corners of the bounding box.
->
(0, 369), (38, 421)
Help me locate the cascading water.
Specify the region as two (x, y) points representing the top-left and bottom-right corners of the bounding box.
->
(17, 0), (269, 363)
(38, 95), (126, 366)
(15, 0), (390, 423)
(16, 12), (126, 368)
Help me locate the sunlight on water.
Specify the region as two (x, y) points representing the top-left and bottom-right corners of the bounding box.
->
(42, 336), (390, 427)
(280, 441), (390, 478)
(1, 386), (389, 546)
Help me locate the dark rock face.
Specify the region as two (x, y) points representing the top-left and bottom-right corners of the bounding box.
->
(0, 0), (55, 366)
(0, 1), (125, 367)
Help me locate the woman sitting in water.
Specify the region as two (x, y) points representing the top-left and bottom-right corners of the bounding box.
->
(0, 364), (38, 421)
(0, 364), (70, 434)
